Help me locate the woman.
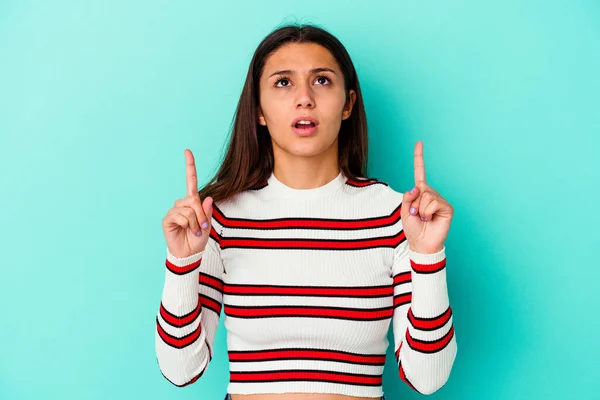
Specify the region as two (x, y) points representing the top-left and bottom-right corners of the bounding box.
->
(156, 23), (457, 400)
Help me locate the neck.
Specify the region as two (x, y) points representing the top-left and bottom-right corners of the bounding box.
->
(272, 144), (340, 190)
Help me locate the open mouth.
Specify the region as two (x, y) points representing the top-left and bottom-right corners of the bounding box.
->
(291, 117), (318, 136)
(294, 121), (317, 130)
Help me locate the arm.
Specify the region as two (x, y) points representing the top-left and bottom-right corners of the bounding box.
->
(392, 240), (457, 395)
(155, 236), (224, 386)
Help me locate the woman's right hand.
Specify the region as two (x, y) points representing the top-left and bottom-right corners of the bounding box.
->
(162, 149), (213, 259)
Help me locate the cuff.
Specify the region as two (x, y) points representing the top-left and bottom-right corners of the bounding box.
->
(166, 247), (204, 267)
(408, 246), (449, 317)
(165, 247), (204, 277)
(161, 247), (203, 314)
(408, 245), (446, 268)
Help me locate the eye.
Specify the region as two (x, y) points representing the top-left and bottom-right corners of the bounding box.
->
(315, 75), (332, 85)
(273, 74), (333, 88)
(274, 76), (290, 88)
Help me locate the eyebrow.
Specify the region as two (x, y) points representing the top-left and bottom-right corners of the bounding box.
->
(268, 67), (337, 78)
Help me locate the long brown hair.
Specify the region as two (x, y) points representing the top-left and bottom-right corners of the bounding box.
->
(199, 22), (370, 203)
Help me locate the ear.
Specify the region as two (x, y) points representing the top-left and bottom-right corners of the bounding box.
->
(341, 90), (357, 120)
(257, 106), (267, 126)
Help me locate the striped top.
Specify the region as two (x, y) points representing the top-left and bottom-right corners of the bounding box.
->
(155, 170), (457, 397)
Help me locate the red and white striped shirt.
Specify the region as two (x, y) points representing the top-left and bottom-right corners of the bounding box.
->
(155, 170), (457, 397)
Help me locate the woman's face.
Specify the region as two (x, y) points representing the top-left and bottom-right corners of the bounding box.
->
(257, 42), (356, 161)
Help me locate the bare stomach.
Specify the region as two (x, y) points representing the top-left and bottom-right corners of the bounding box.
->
(231, 394), (380, 400)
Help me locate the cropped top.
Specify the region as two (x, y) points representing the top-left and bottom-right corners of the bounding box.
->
(155, 170), (457, 397)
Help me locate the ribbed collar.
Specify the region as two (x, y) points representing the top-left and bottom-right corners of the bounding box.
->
(264, 169), (347, 200)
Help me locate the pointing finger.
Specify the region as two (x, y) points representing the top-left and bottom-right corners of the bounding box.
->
(185, 149), (199, 198)
(413, 141), (426, 184)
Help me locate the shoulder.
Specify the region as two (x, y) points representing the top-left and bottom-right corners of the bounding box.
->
(209, 189), (265, 226)
(342, 175), (406, 207)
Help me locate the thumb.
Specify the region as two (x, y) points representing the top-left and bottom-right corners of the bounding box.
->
(402, 186), (420, 217)
(203, 197), (214, 228)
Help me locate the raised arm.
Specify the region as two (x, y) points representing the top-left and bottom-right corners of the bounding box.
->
(155, 148), (223, 386)
(392, 141), (457, 394)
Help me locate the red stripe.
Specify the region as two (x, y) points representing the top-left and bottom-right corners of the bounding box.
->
(156, 318), (201, 348)
(199, 273), (224, 292)
(347, 180), (374, 187)
(199, 294), (222, 315)
(230, 370), (381, 385)
(212, 204), (400, 230)
(346, 179), (386, 188)
(399, 363), (419, 392)
(209, 226), (221, 245)
(394, 292), (412, 308)
(180, 372), (203, 387)
(165, 257), (201, 275)
(220, 232), (405, 250)
(224, 284), (392, 297)
(408, 306), (452, 330)
(159, 302), (200, 327)
(183, 373), (202, 386)
(396, 342), (420, 393)
(393, 272), (411, 286)
(405, 325), (454, 353)
(410, 258), (446, 273)
(228, 348), (385, 365)
(224, 305), (393, 320)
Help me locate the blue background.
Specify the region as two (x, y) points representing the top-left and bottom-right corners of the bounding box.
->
(1, 1), (598, 399)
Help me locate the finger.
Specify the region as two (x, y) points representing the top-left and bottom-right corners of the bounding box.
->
(411, 182), (436, 211)
(417, 192), (436, 220)
(170, 207), (202, 236)
(413, 141), (426, 184)
(164, 211), (190, 231)
(202, 197), (214, 226)
(185, 149), (199, 198)
(181, 207), (203, 236)
(174, 196), (210, 231)
(402, 186), (420, 219)
(421, 199), (441, 221)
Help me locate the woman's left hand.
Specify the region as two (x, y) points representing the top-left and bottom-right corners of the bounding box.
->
(400, 141), (454, 254)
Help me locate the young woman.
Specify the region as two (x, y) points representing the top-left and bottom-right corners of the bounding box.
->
(156, 23), (457, 400)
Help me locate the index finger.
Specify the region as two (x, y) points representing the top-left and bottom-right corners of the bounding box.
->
(413, 140), (426, 184)
(185, 149), (199, 197)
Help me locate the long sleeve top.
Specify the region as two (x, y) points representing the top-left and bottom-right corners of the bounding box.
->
(155, 170), (457, 397)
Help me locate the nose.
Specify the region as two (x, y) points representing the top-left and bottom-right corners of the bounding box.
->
(295, 83), (315, 109)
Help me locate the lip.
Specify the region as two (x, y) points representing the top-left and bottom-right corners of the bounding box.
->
(292, 123), (318, 136)
(291, 115), (319, 127)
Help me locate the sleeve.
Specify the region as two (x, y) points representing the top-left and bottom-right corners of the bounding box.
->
(391, 239), (457, 395)
(155, 235), (224, 387)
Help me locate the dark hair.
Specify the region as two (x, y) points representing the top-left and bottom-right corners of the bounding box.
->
(199, 22), (370, 203)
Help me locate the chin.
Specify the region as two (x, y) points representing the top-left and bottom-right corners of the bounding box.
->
(286, 140), (335, 158)
(272, 132), (337, 159)
(282, 147), (321, 158)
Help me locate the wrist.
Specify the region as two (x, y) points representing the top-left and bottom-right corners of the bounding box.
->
(408, 243), (444, 254)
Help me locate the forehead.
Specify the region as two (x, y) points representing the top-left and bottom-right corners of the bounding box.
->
(263, 42), (339, 75)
